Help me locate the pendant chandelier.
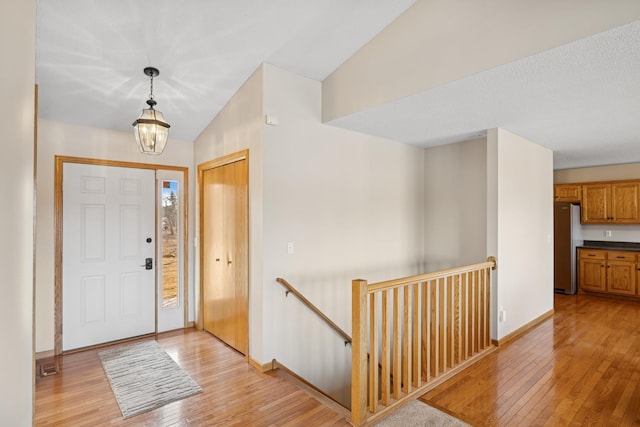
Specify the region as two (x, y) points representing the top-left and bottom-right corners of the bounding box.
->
(132, 67), (170, 155)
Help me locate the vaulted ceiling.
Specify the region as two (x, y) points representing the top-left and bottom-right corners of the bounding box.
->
(36, 1), (640, 170)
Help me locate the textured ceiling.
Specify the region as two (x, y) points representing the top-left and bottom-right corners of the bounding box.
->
(36, 0), (415, 141)
(328, 20), (640, 170)
(36, 2), (640, 170)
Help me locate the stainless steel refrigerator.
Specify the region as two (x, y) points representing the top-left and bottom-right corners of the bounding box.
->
(554, 202), (583, 294)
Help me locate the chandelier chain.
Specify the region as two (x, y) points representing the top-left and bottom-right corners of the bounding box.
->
(149, 74), (155, 100)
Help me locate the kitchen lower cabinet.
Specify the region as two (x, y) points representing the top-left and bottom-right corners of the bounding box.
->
(578, 249), (606, 293)
(606, 251), (636, 296)
(578, 248), (638, 297)
(607, 261), (636, 295)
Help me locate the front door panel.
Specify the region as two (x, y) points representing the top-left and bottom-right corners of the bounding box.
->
(62, 163), (156, 351)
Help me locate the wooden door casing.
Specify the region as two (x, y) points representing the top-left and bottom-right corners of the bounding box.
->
(53, 156), (189, 355)
(200, 152), (249, 355)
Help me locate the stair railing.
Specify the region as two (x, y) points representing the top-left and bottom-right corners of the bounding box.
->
(351, 257), (497, 426)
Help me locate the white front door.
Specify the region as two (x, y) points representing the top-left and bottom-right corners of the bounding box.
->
(62, 163), (156, 351)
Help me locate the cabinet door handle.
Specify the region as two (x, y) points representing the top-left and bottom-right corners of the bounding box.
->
(616, 256), (626, 259)
(588, 254), (596, 257)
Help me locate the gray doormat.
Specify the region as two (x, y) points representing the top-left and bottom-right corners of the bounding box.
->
(98, 340), (202, 418)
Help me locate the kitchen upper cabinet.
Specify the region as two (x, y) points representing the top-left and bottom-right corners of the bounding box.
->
(581, 181), (640, 224)
(611, 182), (640, 223)
(554, 184), (582, 202)
(581, 184), (609, 223)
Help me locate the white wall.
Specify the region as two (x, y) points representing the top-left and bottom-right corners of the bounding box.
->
(261, 64), (425, 406)
(35, 120), (194, 352)
(193, 66), (265, 360)
(0, 0), (35, 424)
(322, 0), (640, 121)
(424, 139), (487, 270)
(487, 128), (554, 340)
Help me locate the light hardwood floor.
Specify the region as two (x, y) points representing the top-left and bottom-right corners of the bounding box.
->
(421, 293), (640, 426)
(36, 294), (640, 426)
(35, 330), (350, 426)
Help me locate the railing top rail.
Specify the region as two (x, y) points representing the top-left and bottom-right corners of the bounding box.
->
(276, 277), (352, 345)
(363, 257), (497, 294)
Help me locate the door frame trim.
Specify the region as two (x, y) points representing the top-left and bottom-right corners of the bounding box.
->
(54, 155), (189, 355)
(197, 149), (249, 354)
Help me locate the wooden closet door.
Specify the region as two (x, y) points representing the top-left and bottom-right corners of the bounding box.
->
(202, 159), (248, 355)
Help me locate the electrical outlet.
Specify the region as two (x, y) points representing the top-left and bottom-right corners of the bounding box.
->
(499, 308), (506, 323)
(287, 242), (294, 255)
(605, 230), (612, 237)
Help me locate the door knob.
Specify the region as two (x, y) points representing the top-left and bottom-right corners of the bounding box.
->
(140, 258), (153, 270)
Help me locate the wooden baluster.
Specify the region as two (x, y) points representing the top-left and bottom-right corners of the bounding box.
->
(421, 281), (429, 383)
(454, 274), (461, 366)
(462, 272), (469, 360)
(369, 292), (378, 413)
(485, 267), (491, 348)
(392, 288), (401, 399)
(351, 279), (368, 426)
(412, 282), (421, 388)
(439, 277), (446, 374)
(447, 275), (453, 369)
(471, 270), (477, 355)
(403, 285), (411, 393)
(430, 280), (437, 378)
(381, 290), (390, 406)
(477, 269), (483, 351)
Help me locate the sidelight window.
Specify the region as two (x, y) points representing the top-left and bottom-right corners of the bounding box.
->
(161, 180), (179, 309)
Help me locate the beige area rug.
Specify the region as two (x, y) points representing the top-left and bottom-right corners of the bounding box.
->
(99, 340), (202, 418)
(373, 400), (471, 427)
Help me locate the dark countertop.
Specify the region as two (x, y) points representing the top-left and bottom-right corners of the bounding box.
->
(580, 240), (640, 251)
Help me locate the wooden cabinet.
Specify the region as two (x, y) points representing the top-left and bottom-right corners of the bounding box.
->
(611, 182), (640, 223)
(578, 248), (638, 297)
(554, 184), (582, 202)
(581, 184), (609, 223)
(578, 249), (606, 292)
(606, 251), (636, 295)
(581, 182), (640, 224)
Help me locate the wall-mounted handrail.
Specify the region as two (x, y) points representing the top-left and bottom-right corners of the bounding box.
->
(276, 277), (352, 346)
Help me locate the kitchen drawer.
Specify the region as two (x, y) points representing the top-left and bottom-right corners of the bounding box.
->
(578, 249), (606, 260)
(607, 251), (637, 262)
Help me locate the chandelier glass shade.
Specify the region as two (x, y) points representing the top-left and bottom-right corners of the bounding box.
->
(132, 67), (170, 155)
